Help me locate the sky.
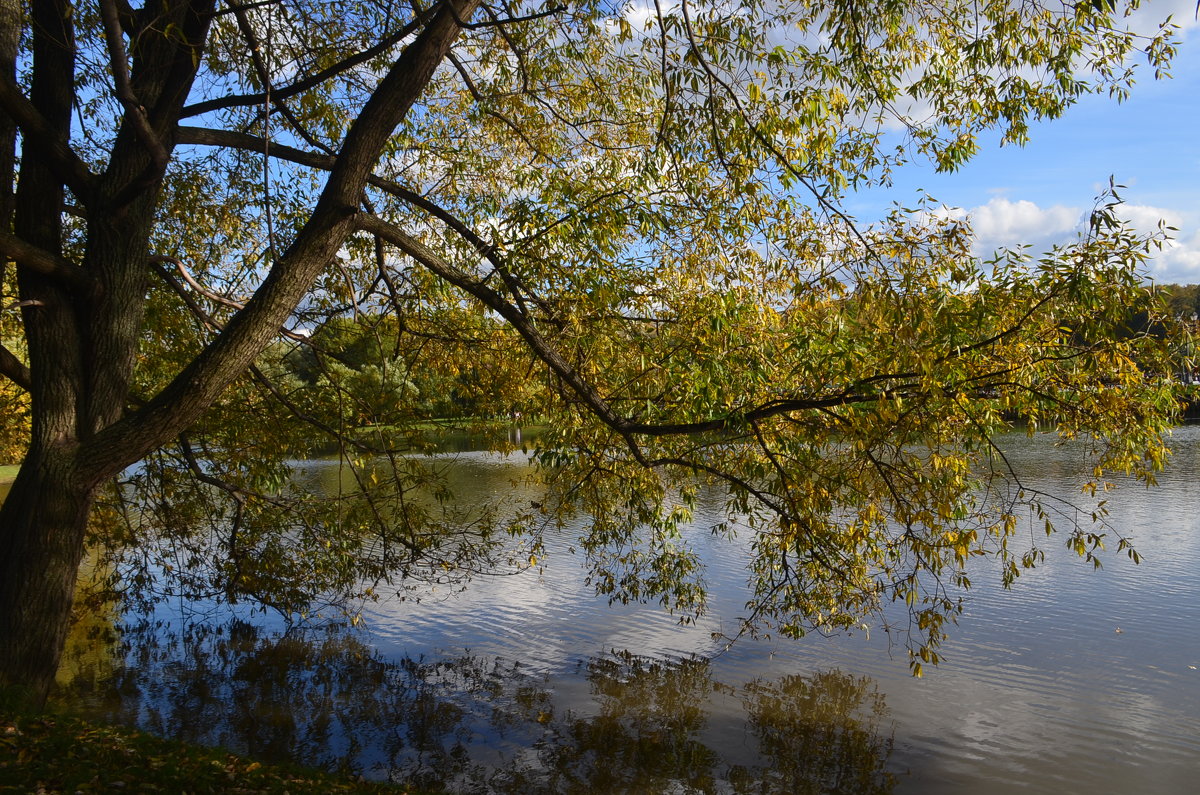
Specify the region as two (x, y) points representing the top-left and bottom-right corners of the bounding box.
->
(846, 0), (1200, 284)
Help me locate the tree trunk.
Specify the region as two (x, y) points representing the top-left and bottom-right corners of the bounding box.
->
(0, 0), (18, 231)
(0, 448), (94, 706)
(0, 0), (480, 707)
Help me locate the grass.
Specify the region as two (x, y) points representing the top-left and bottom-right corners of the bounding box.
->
(0, 708), (425, 794)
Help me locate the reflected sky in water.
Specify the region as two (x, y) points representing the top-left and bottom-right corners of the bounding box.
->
(55, 427), (1200, 793)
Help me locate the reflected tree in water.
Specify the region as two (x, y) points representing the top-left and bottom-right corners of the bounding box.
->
(530, 652), (725, 793)
(735, 671), (896, 794)
(56, 621), (897, 793)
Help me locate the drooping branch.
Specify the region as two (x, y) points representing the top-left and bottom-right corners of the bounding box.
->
(676, 0), (879, 264)
(349, 217), (726, 439)
(246, 363), (418, 456)
(356, 213), (1054, 445)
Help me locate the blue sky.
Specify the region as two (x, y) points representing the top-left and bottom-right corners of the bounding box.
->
(847, 1), (1200, 284)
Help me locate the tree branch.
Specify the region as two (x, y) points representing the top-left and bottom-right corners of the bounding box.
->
(228, 2), (335, 156)
(101, 0), (217, 212)
(149, 254), (309, 341)
(355, 212), (640, 435)
(211, 0), (281, 17)
(0, 230), (95, 292)
(177, 123), (1060, 443)
(181, 7), (434, 117)
(0, 73), (95, 202)
(99, 0), (169, 172)
(176, 123), (550, 314)
(149, 258), (420, 457)
(176, 125), (492, 251)
(356, 213), (1018, 446)
(451, 3), (565, 30)
(677, 0), (879, 264)
(0, 342), (31, 392)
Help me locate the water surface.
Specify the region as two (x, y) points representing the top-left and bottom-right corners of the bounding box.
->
(56, 428), (1200, 793)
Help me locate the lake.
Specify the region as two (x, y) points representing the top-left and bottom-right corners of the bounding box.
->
(53, 427), (1200, 793)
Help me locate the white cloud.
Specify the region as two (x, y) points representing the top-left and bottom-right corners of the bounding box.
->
(1131, 1), (1200, 36)
(942, 197), (1200, 284)
(1122, 204), (1200, 283)
(968, 197), (1083, 255)
(931, 197), (1083, 259)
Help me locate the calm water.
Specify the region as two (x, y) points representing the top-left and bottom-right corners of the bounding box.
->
(55, 428), (1200, 793)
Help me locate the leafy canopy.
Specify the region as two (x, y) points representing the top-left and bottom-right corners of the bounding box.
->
(3, 0), (1185, 674)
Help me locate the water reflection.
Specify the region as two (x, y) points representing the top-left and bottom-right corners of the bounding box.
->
(50, 428), (1200, 793)
(56, 620), (897, 793)
(738, 670), (895, 794)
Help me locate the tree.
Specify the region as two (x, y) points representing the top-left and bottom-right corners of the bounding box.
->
(0, 0), (1183, 704)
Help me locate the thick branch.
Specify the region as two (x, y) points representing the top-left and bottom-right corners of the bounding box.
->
(0, 73), (95, 202)
(0, 342), (31, 392)
(0, 230), (94, 292)
(99, 0), (169, 171)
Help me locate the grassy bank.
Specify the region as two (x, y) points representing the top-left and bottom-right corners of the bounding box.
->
(0, 708), (419, 794)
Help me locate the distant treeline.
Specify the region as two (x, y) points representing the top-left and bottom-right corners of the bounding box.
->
(1156, 284), (1200, 321)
